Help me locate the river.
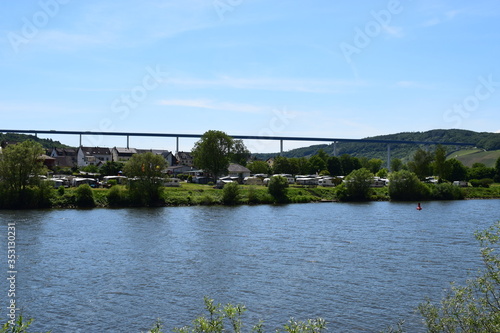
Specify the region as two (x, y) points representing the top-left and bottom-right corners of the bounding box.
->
(1, 200), (500, 332)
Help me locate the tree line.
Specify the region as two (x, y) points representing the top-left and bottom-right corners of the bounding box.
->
(1, 133), (499, 209)
(249, 145), (500, 184)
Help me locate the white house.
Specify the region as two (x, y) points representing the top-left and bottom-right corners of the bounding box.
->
(77, 147), (112, 167)
(228, 163), (251, 180)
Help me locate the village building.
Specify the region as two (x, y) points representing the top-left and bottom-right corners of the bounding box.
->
(77, 147), (112, 167)
(111, 147), (137, 162)
(175, 151), (194, 167)
(50, 148), (78, 168)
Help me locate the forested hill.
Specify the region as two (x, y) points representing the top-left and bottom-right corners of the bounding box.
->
(0, 133), (70, 150)
(254, 129), (500, 162)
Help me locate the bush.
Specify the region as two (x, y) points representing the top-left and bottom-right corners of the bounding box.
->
(341, 168), (373, 201)
(1, 314), (50, 333)
(222, 182), (240, 205)
(430, 183), (464, 200)
(268, 176), (289, 203)
(75, 184), (95, 207)
(470, 178), (494, 188)
(107, 185), (129, 207)
(177, 174), (189, 181)
(171, 297), (326, 333)
(197, 194), (216, 205)
(57, 185), (65, 196)
(419, 221), (500, 331)
(388, 170), (430, 201)
(127, 180), (164, 206)
(107, 179), (118, 187)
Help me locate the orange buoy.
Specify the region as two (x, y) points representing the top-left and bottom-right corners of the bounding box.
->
(416, 203), (422, 210)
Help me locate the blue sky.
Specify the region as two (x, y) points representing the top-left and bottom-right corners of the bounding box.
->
(1, 0), (499, 153)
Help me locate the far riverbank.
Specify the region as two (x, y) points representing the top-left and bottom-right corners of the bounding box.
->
(46, 183), (500, 209)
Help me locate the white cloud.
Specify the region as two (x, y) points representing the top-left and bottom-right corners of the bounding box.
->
(420, 7), (462, 27)
(395, 81), (434, 89)
(382, 25), (404, 38)
(167, 76), (366, 94)
(23, 1), (222, 52)
(158, 99), (266, 114)
(422, 18), (441, 27)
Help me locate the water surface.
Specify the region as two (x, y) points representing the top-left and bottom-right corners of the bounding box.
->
(1, 200), (499, 332)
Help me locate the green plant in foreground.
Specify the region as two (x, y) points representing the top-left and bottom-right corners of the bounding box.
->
(418, 221), (500, 332)
(1, 315), (50, 333)
(167, 297), (326, 333)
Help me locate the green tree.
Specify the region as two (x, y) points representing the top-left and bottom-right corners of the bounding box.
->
(293, 157), (311, 175)
(433, 145), (448, 182)
(287, 158), (300, 176)
(327, 156), (342, 176)
(268, 175), (289, 202)
(316, 149), (329, 163)
(123, 152), (167, 206)
(308, 155), (327, 174)
(367, 158), (383, 174)
(467, 165), (496, 181)
(81, 164), (99, 173)
(445, 158), (468, 181)
(230, 139), (251, 166)
(99, 161), (125, 176)
(272, 156), (292, 174)
(376, 168), (388, 178)
(388, 170), (430, 201)
(192, 130), (234, 181)
(408, 148), (433, 180)
(390, 158), (404, 172)
(339, 154), (361, 176)
(0, 140), (47, 208)
(340, 168), (373, 201)
(246, 160), (269, 175)
(419, 221), (500, 332)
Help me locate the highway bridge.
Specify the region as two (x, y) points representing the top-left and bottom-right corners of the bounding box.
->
(0, 129), (475, 169)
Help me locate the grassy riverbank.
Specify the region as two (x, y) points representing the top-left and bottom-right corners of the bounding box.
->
(47, 183), (500, 208)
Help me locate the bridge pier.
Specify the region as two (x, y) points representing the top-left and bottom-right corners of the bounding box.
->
(280, 140), (283, 154)
(127, 135), (130, 149)
(176, 137), (179, 153)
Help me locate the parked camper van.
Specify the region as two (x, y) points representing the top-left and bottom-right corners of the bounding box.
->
(71, 178), (98, 188)
(164, 178), (181, 187)
(102, 175), (128, 187)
